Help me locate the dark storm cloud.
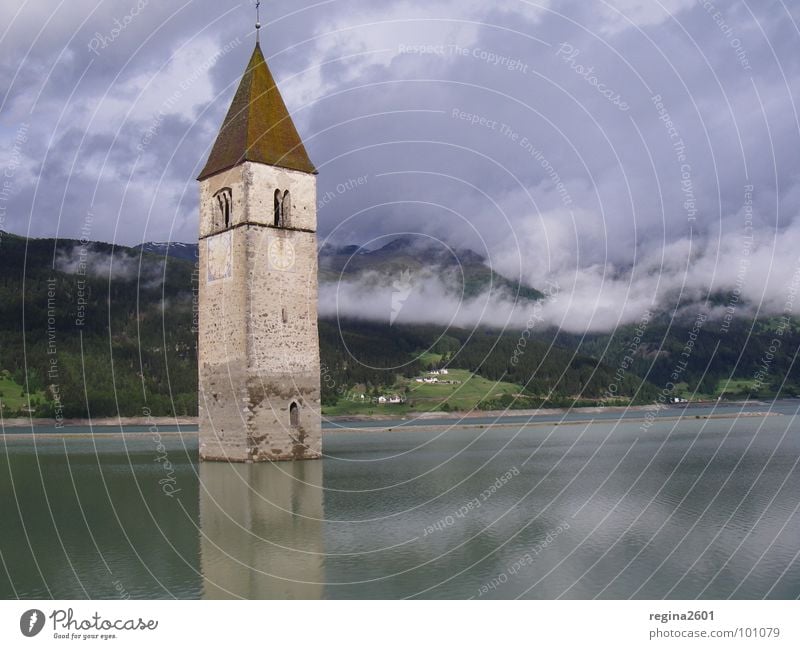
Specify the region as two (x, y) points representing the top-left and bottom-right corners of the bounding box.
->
(1, 0), (799, 331)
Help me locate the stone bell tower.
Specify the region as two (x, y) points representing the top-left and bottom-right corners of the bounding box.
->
(196, 39), (321, 462)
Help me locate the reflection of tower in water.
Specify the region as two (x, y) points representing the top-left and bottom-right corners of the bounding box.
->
(200, 461), (324, 598)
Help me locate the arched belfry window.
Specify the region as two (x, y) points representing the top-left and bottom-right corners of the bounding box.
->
(274, 189), (282, 227)
(282, 190), (291, 226)
(290, 402), (299, 428)
(213, 188), (232, 229)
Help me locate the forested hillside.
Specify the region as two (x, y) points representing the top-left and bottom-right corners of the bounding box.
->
(0, 232), (796, 419)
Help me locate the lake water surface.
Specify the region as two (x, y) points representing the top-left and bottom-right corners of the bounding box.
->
(2, 401), (799, 599)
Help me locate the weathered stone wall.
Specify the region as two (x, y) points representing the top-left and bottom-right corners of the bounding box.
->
(245, 225), (321, 460)
(246, 227), (319, 374)
(199, 162), (317, 234)
(199, 166), (246, 237)
(246, 162), (317, 231)
(198, 226), (249, 460)
(198, 160), (321, 462)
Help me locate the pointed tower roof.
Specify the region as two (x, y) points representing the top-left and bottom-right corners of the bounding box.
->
(197, 43), (316, 180)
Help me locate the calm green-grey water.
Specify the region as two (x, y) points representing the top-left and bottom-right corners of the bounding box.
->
(2, 402), (800, 599)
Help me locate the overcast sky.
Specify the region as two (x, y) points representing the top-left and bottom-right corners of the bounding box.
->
(1, 0), (799, 331)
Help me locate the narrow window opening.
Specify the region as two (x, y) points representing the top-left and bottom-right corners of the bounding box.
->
(281, 307), (288, 324)
(290, 402), (299, 428)
(213, 188), (232, 230)
(282, 190), (291, 227)
(274, 189), (282, 227)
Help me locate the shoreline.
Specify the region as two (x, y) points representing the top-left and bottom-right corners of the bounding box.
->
(0, 399), (771, 427)
(0, 399), (781, 438)
(0, 402), (701, 428)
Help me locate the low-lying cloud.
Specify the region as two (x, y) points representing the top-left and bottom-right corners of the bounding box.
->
(55, 247), (165, 287)
(320, 214), (800, 334)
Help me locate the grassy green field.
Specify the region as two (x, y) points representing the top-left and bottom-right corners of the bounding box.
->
(321, 369), (524, 415)
(0, 371), (46, 414)
(321, 401), (414, 417)
(664, 377), (789, 402)
(403, 369), (523, 410)
(321, 367), (794, 416)
(416, 352), (444, 368)
(673, 377), (761, 401)
(717, 378), (758, 397)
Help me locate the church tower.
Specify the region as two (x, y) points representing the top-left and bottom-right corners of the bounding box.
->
(196, 38), (321, 462)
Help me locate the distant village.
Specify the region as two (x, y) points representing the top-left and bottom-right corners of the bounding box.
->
(414, 368), (451, 382)
(350, 368), (462, 405)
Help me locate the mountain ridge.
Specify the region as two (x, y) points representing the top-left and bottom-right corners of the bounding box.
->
(0, 230), (797, 418)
